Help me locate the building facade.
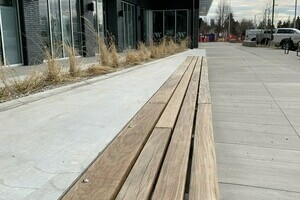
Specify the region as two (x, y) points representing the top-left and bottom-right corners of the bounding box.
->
(0, 0), (211, 66)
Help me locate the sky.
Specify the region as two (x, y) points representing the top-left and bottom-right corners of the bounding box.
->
(205, 0), (300, 26)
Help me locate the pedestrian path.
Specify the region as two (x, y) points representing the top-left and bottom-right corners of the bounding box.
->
(203, 42), (300, 200)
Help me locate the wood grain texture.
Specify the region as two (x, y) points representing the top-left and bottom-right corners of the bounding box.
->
(151, 56), (201, 200)
(61, 103), (165, 200)
(198, 57), (211, 104)
(189, 105), (219, 200)
(155, 57), (198, 129)
(150, 57), (193, 104)
(115, 128), (172, 200)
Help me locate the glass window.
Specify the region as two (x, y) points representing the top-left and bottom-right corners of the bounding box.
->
(39, 1), (51, 51)
(0, 0), (12, 6)
(164, 11), (175, 38)
(61, 0), (72, 56)
(93, 0), (104, 37)
(176, 10), (187, 40)
(153, 11), (163, 42)
(39, 0), (83, 58)
(121, 1), (135, 50)
(97, 0), (104, 37)
(71, 0), (82, 53)
(49, 0), (63, 57)
(0, 0), (22, 64)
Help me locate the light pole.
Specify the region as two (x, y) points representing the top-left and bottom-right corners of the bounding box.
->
(271, 0), (275, 40)
(294, 0), (298, 28)
(228, 0), (232, 37)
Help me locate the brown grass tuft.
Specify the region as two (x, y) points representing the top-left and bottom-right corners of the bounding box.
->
(0, 87), (10, 102)
(97, 37), (110, 66)
(109, 43), (120, 68)
(179, 38), (189, 51)
(11, 71), (45, 94)
(126, 51), (142, 65)
(45, 51), (62, 83)
(137, 42), (151, 61)
(87, 64), (114, 76)
(65, 45), (80, 77)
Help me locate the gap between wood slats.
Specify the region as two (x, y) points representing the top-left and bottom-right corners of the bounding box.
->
(151, 56), (201, 200)
(184, 56), (203, 200)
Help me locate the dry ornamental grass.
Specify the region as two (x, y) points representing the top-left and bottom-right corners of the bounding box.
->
(0, 36), (188, 103)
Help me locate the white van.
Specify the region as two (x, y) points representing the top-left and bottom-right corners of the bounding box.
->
(245, 29), (263, 41)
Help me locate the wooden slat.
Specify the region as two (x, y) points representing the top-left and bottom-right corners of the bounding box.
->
(189, 104), (219, 200)
(198, 57), (211, 104)
(61, 102), (165, 200)
(150, 57), (193, 104)
(155, 57), (198, 129)
(115, 128), (172, 200)
(151, 57), (202, 200)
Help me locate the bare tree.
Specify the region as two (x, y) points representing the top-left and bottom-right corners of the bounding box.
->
(215, 0), (231, 37)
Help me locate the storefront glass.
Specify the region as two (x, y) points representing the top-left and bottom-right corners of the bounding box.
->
(121, 1), (136, 50)
(39, 0), (82, 58)
(0, 0), (22, 65)
(153, 10), (188, 42)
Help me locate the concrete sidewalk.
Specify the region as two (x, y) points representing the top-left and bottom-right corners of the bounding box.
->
(0, 49), (205, 200)
(203, 43), (300, 199)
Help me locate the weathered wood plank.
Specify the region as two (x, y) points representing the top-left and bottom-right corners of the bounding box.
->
(155, 57), (198, 129)
(151, 57), (201, 200)
(115, 128), (172, 200)
(150, 57), (193, 104)
(61, 102), (165, 200)
(199, 57), (211, 104)
(189, 104), (220, 200)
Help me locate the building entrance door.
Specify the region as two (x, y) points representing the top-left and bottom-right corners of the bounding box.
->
(0, 0), (22, 65)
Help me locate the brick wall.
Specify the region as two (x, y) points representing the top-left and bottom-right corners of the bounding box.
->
(19, 0), (44, 65)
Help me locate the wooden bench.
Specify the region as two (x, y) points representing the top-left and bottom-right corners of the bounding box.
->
(60, 56), (219, 200)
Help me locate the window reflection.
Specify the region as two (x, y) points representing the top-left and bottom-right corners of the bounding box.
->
(153, 10), (188, 42)
(165, 11), (175, 38)
(176, 11), (188, 40)
(153, 11), (163, 42)
(121, 1), (136, 50)
(39, 0), (83, 58)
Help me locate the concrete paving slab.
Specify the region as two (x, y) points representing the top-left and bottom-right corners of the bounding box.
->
(211, 93), (274, 101)
(210, 82), (267, 92)
(259, 74), (300, 83)
(0, 49), (205, 200)
(212, 112), (289, 125)
(213, 121), (297, 136)
(215, 128), (300, 150)
(212, 105), (281, 116)
(217, 156), (300, 193)
(209, 73), (259, 82)
(220, 183), (300, 200)
(212, 99), (279, 109)
(203, 42), (300, 199)
(216, 143), (300, 164)
(277, 101), (300, 109)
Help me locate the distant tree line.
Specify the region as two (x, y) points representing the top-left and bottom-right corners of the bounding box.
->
(199, 0), (300, 38)
(277, 16), (300, 29)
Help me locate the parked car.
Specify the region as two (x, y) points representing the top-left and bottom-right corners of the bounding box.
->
(273, 28), (300, 49)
